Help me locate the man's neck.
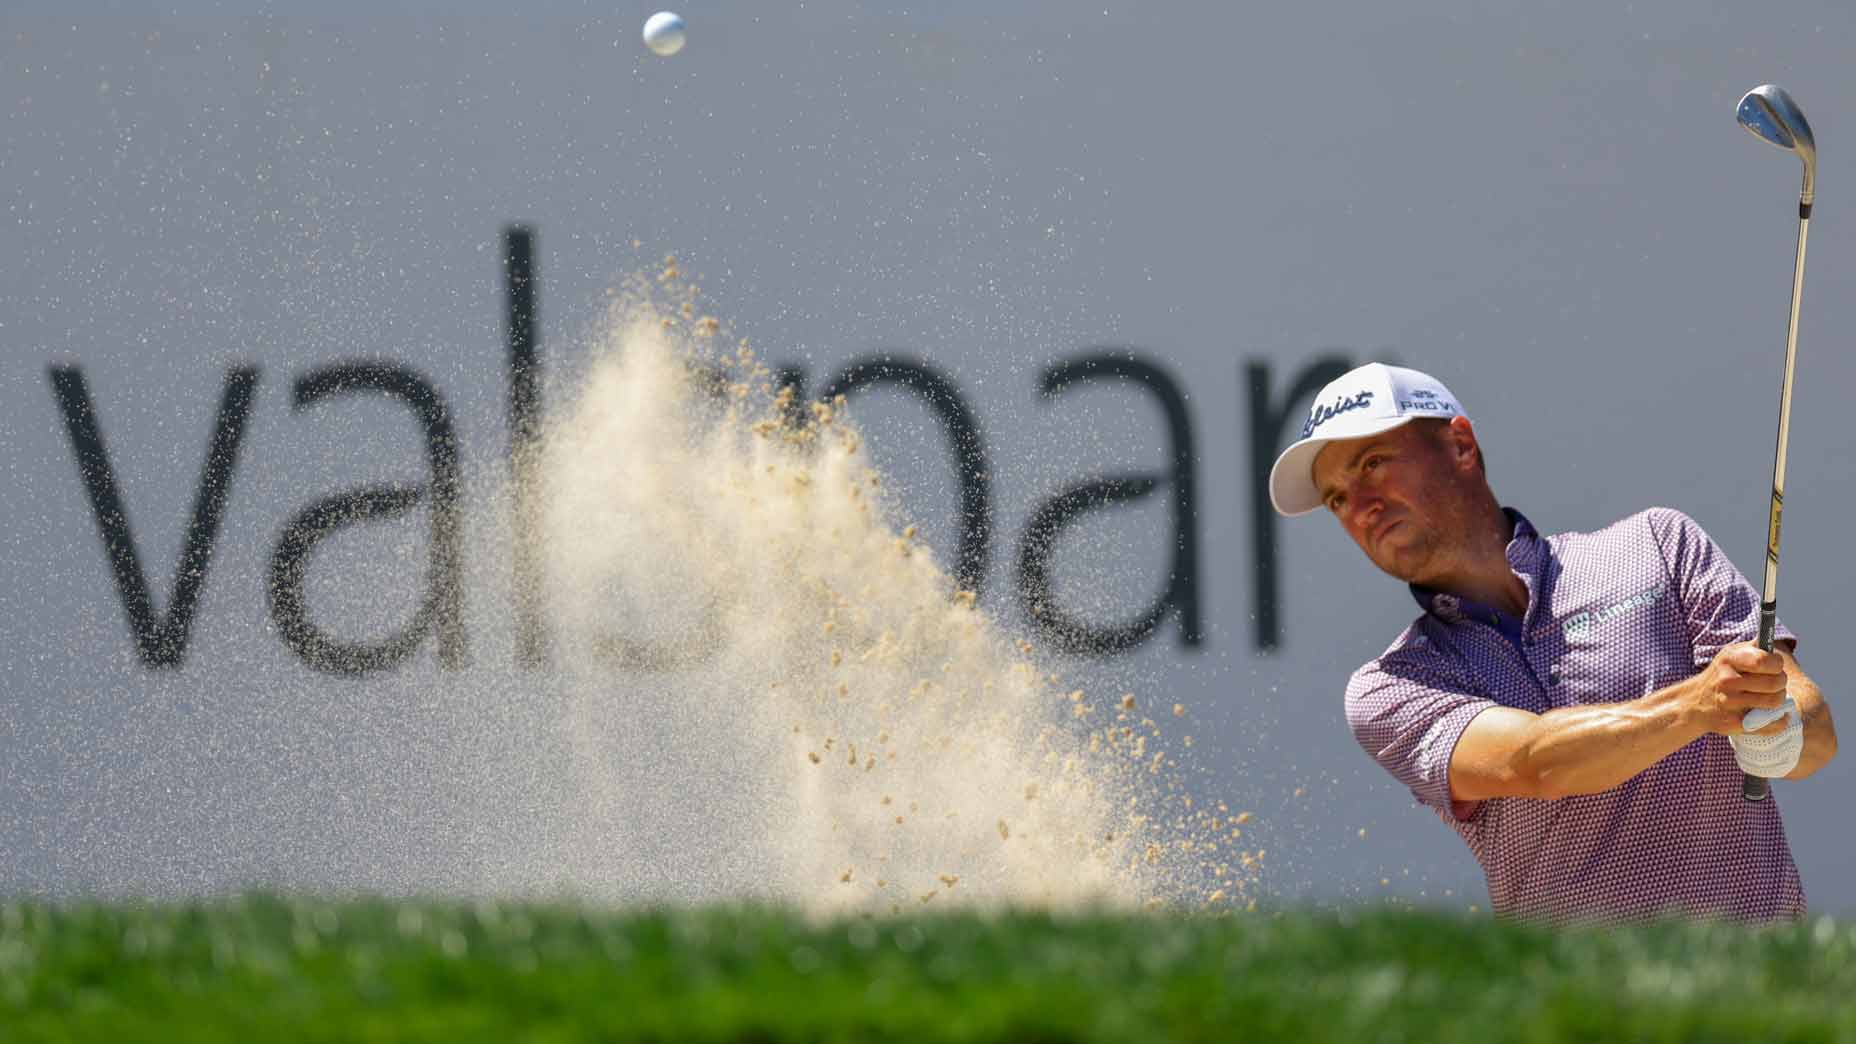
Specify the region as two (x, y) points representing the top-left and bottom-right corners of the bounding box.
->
(1426, 504), (1528, 617)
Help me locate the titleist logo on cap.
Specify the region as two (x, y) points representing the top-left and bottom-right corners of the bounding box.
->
(1301, 390), (1374, 438)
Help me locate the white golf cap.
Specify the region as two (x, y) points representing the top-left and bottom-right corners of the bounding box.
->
(1268, 362), (1467, 517)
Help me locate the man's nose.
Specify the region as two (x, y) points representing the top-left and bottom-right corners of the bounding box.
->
(1346, 488), (1383, 532)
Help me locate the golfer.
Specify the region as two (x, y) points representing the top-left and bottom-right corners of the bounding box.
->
(1271, 362), (1837, 923)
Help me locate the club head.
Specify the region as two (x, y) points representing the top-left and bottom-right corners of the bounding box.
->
(1738, 85), (1816, 204)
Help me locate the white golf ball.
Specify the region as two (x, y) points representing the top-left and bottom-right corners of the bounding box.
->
(642, 12), (686, 57)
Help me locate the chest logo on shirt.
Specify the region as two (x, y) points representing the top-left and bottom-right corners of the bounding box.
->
(1561, 584), (1667, 640)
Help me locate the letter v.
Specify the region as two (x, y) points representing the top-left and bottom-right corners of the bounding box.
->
(48, 366), (259, 667)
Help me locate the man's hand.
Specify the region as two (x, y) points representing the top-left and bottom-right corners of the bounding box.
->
(1683, 642), (1791, 736)
(1687, 642), (1803, 777)
(1732, 707), (1804, 777)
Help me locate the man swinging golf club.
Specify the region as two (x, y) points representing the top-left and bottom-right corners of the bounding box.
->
(1270, 362), (1837, 923)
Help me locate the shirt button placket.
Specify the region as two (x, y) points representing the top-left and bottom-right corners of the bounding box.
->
(1525, 634), (1558, 692)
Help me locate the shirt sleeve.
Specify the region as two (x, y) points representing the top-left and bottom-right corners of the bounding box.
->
(1646, 507), (1797, 668)
(1345, 652), (1496, 820)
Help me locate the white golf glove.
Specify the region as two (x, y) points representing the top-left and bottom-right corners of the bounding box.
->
(1731, 698), (1804, 778)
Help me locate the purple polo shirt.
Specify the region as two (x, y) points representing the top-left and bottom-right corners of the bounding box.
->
(1345, 508), (1805, 923)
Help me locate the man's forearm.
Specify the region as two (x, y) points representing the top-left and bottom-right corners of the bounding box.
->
(1780, 651), (1837, 779)
(1513, 680), (1708, 799)
(1787, 708), (1835, 779)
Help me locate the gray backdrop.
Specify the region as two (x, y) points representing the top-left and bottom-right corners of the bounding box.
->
(3, 0), (1852, 909)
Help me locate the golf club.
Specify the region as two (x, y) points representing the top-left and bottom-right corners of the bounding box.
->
(1733, 84), (1815, 802)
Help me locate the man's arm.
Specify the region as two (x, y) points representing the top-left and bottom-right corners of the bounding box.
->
(1778, 646), (1837, 780)
(1450, 641), (1790, 804)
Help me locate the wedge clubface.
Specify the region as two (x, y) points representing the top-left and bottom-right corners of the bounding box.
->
(1734, 84), (1815, 803)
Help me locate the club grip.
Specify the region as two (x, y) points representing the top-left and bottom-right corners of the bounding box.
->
(1744, 600), (1782, 801)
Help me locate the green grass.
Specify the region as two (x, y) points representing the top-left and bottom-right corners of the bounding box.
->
(3, 896), (1854, 1043)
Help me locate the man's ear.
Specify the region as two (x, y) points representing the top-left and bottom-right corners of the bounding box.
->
(1446, 416), (1481, 472)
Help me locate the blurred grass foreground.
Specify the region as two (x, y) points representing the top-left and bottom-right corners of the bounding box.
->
(4, 896), (1855, 1043)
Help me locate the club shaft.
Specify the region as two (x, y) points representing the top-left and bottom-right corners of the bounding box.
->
(1744, 208), (1811, 803)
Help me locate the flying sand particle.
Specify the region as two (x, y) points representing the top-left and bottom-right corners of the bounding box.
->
(506, 285), (1245, 914)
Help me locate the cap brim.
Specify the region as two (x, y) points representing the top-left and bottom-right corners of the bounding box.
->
(1268, 415), (1418, 517)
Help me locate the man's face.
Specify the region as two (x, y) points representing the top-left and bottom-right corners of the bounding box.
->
(1310, 419), (1475, 584)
